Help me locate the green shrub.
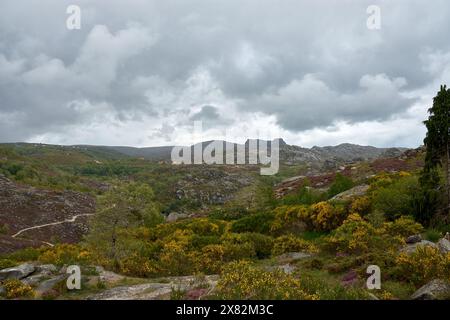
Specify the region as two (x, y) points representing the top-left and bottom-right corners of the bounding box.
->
(0, 258), (16, 269)
(231, 212), (274, 234)
(0, 223), (9, 235)
(238, 233), (274, 259)
(272, 234), (318, 256)
(372, 175), (419, 220)
(383, 216), (424, 237)
(215, 261), (318, 300)
(396, 246), (450, 286)
(327, 173), (354, 198)
(425, 229), (442, 242)
(5, 247), (41, 262)
(2, 279), (35, 299)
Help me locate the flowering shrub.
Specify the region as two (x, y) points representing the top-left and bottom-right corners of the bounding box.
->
(308, 201), (347, 231)
(119, 254), (161, 277)
(39, 244), (92, 266)
(2, 279), (35, 299)
(349, 196), (371, 216)
(270, 205), (309, 234)
(271, 202), (347, 233)
(215, 261), (318, 300)
(325, 214), (395, 254)
(383, 216), (424, 237)
(395, 246), (450, 286)
(196, 244), (226, 274)
(272, 234), (318, 256)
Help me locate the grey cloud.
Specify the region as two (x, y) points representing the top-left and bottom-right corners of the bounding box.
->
(0, 0), (449, 144)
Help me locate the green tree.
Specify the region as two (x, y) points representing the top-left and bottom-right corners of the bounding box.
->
(86, 182), (163, 268)
(420, 85), (450, 222)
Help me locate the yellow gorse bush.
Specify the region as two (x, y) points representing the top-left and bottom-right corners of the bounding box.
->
(271, 201), (348, 233)
(325, 213), (410, 254)
(272, 234), (318, 256)
(396, 246), (450, 286)
(2, 279), (35, 299)
(309, 201), (347, 231)
(270, 205), (309, 233)
(216, 260), (318, 300)
(39, 244), (92, 266)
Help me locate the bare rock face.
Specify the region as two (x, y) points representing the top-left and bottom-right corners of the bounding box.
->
(0, 263), (35, 280)
(275, 252), (312, 263)
(411, 279), (450, 300)
(400, 240), (438, 254)
(166, 212), (188, 223)
(406, 234), (422, 244)
(86, 275), (219, 300)
(437, 238), (450, 254)
(331, 184), (369, 201)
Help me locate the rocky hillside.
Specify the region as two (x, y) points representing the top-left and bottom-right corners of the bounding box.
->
(0, 174), (95, 253)
(64, 140), (407, 166)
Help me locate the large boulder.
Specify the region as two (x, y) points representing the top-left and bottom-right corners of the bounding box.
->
(0, 263), (35, 280)
(331, 185), (369, 201)
(166, 212), (188, 223)
(411, 279), (450, 300)
(35, 274), (67, 295)
(437, 238), (450, 254)
(400, 240), (438, 254)
(405, 234), (422, 244)
(37, 264), (57, 275)
(275, 252), (312, 263)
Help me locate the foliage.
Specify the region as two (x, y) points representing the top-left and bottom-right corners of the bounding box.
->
(280, 184), (325, 206)
(86, 182), (163, 267)
(395, 246), (450, 286)
(325, 214), (403, 254)
(215, 261), (318, 300)
(383, 216), (424, 237)
(0, 258), (16, 269)
(270, 205), (309, 234)
(1, 279), (35, 299)
(371, 175), (419, 220)
(272, 234), (318, 256)
(327, 173), (354, 198)
(349, 196), (371, 216)
(230, 212), (274, 234)
(308, 201), (347, 231)
(271, 201), (348, 233)
(39, 244), (92, 266)
(424, 229), (442, 242)
(421, 85), (450, 220)
(0, 223), (9, 235)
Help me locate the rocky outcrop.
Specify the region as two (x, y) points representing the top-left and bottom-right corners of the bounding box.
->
(166, 212), (188, 223)
(86, 275), (219, 300)
(331, 184), (369, 201)
(400, 240), (438, 254)
(437, 238), (450, 254)
(275, 252), (312, 263)
(0, 263), (35, 280)
(406, 234), (422, 244)
(411, 279), (450, 300)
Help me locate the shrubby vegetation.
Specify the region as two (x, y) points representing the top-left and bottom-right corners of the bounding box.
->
(214, 261), (318, 300)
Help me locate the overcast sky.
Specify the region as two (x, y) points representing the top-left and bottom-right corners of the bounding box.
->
(1, 0), (449, 148)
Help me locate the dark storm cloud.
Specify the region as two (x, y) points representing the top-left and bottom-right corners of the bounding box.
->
(0, 0), (450, 143)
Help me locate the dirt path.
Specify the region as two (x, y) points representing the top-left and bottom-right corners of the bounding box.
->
(11, 214), (94, 246)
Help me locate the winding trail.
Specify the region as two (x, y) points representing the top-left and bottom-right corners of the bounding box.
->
(11, 214), (94, 247)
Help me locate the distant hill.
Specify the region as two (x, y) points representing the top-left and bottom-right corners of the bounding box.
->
(1, 140), (409, 166)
